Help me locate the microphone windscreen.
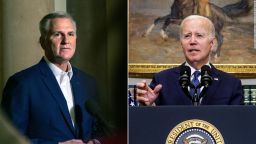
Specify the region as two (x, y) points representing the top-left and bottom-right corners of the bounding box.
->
(180, 65), (191, 76)
(201, 65), (213, 87)
(201, 65), (211, 76)
(85, 99), (113, 136)
(179, 65), (191, 87)
(85, 99), (100, 117)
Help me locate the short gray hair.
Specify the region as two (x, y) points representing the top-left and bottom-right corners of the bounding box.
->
(180, 15), (215, 40)
(39, 11), (76, 37)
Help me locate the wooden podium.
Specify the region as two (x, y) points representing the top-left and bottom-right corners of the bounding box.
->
(129, 106), (256, 144)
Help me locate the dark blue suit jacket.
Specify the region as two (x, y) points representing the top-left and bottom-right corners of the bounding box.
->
(1, 58), (99, 143)
(150, 63), (244, 105)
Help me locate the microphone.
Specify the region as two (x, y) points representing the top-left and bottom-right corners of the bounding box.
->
(201, 65), (213, 88)
(179, 66), (191, 88)
(179, 66), (192, 101)
(85, 99), (113, 136)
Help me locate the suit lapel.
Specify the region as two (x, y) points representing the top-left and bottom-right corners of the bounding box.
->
(70, 71), (84, 139)
(38, 58), (76, 135)
(70, 70), (84, 105)
(201, 64), (221, 104)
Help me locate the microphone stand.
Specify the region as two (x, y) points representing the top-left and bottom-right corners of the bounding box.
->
(191, 85), (200, 106)
(191, 85), (209, 106)
(181, 84), (202, 106)
(192, 91), (199, 106)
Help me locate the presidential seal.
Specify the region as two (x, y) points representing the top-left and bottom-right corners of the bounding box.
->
(166, 119), (224, 144)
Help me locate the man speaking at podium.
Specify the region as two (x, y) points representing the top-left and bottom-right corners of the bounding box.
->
(136, 15), (243, 106)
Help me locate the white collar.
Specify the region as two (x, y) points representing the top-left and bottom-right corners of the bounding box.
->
(185, 62), (211, 76)
(44, 56), (73, 80)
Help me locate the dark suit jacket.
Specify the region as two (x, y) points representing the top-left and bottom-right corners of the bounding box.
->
(1, 58), (99, 143)
(150, 63), (244, 105)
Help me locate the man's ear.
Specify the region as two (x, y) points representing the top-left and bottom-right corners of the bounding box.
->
(210, 37), (217, 52)
(39, 36), (45, 50)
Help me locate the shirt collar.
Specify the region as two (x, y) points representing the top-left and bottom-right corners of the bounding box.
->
(185, 62), (211, 76)
(44, 56), (73, 80)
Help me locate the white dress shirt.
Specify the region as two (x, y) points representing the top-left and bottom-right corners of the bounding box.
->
(44, 57), (75, 126)
(185, 62), (211, 83)
(185, 62), (211, 93)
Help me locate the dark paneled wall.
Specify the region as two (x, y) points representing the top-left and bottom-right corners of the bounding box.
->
(67, 0), (127, 137)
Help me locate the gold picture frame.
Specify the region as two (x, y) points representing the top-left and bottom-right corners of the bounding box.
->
(129, 63), (256, 78)
(128, 0), (256, 79)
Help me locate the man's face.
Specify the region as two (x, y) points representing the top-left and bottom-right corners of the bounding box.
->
(43, 18), (76, 63)
(180, 19), (214, 65)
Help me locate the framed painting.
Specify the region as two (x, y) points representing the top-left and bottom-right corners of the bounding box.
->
(128, 0), (256, 78)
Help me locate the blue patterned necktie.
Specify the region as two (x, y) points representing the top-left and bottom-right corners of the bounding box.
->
(190, 71), (201, 97)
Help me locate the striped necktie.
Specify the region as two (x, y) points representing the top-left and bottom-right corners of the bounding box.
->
(190, 71), (201, 97)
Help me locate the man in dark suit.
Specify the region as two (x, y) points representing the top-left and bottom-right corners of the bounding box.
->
(1, 12), (101, 144)
(136, 15), (243, 105)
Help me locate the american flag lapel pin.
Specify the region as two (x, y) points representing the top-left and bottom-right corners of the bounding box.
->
(213, 77), (219, 81)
